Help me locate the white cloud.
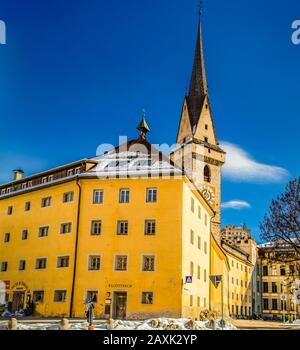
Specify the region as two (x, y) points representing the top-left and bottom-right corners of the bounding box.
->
(221, 200), (251, 210)
(220, 141), (289, 184)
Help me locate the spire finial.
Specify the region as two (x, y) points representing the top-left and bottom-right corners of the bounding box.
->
(137, 109), (150, 140)
(198, 1), (203, 20)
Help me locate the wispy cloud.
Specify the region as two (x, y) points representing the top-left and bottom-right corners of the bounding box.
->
(0, 153), (46, 184)
(220, 141), (289, 184)
(221, 200), (251, 210)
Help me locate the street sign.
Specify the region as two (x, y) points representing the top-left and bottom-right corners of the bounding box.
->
(210, 275), (222, 289)
(185, 276), (193, 284)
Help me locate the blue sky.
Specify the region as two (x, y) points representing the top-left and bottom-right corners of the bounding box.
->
(0, 0), (300, 242)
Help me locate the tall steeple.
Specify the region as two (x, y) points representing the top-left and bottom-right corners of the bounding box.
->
(172, 8), (226, 244)
(186, 19), (208, 131)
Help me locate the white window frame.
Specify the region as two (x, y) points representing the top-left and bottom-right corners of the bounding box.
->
(141, 255), (156, 272)
(146, 188), (158, 203)
(93, 190), (104, 204)
(87, 255), (101, 271)
(114, 254), (128, 272)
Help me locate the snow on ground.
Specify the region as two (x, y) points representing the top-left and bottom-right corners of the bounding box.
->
(0, 318), (237, 331)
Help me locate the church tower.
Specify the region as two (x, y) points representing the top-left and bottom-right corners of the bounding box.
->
(171, 14), (226, 242)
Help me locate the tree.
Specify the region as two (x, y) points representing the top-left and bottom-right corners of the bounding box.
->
(260, 177), (300, 258)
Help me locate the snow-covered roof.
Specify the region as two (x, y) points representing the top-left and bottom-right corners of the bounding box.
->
(82, 147), (183, 179)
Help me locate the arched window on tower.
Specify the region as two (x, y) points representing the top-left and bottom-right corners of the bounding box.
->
(204, 165), (211, 183)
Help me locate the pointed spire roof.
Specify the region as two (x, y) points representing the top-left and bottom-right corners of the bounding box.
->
(186, 18), (208, 131)
(137, 116), (150, 140)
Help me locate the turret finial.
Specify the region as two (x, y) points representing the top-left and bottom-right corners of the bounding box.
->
(137, 109), (150, 140)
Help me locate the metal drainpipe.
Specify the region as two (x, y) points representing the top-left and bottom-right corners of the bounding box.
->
(69, 176), (82, 318)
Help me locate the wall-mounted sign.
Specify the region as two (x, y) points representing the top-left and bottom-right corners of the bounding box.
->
(108, 284), (132, 288)
(185, 276), (193, 284)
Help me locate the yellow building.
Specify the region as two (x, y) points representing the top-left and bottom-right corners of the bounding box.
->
(0, 127), (215, 319)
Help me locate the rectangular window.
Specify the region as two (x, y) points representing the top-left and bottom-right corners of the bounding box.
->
(191, 198), (195, 213)
(119, 189), (130, 203)
(19, 260), (26, 271)
(190, 230), (194, 245)
(232, 277), (234, 284)
(280, 267), (286, 276)
(263, 299), (269, 310)
(22, 230), (28, 240)
(117, 221), (129, 235)
(88, 256), (101, 271)
(42, 177), (47, 184)
(144, 220), (156, 236)
(38, 226), (49, 238)
(146, 188), (157, 203)
(263, 282), (269, 293)
(115, 255), (128, 271)
(48, 175), (54, 182)
(67, 169), (74, 176)
(190, 261), (194, 276)
(190, 295), (193, 307)
(142, 256), (155, 272)
(35, 258), (47, 270)
(204, 214), (207, 226)
(197, 266), (201, 280)
(197, 296), (200, 307)
(198, 206), (201, 219)
(57, 256), (70, 268)
(4, 233), (10, 243)
(204, 269), (207, 282)
(63, 192), (74, 203)
(25, 201), (31, 211)
(1, 262), (8, 272)
(54, 290), (67, 302)
(91, 220), (101, 236)
(41, 197), (51, 208)
(198, 236), (201, 250)
(7, 206), (13, 215)
(93, 190), (104, 204)
(204, 241), (207, 254)
(272, 282), (277, 293)
(263, 265), (268, 276)
(60, 223), (72, 234)
(86, 290), (98, 303)
(33, 291), (44, 303)
(141, 292), (154, 305)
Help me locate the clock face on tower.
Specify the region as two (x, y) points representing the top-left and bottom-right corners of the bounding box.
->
(200, 185), (216, 208)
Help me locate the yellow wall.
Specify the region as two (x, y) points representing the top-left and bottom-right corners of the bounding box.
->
(0, 181), (78, 317)
(72, 178), (184, 319)
(227, 253), (253, 317)
(210, 236), (230, 317)
(0, 176), (213, 319)
(181, 182), (211, 319)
